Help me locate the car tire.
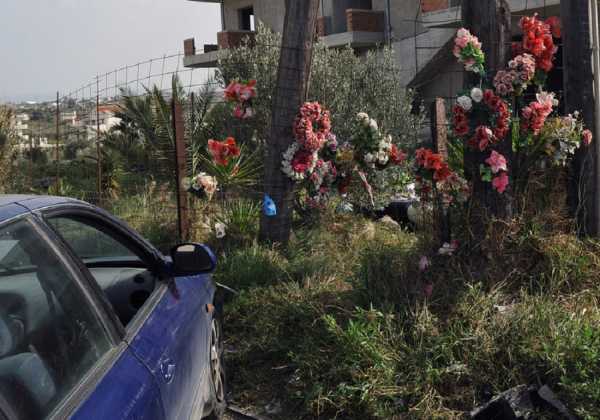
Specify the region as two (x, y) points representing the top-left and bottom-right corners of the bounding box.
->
(206, 315), (227, 420)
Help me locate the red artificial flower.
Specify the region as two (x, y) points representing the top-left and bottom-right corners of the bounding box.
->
(224, 137), (240, 157)
(583, 129), (593, 146)
(425, 152), (444, 171)
(291, 149), (314, 173)
(390, 144), (407, 165)
(452, 105), (470, 137)
(545, 16), (561, 39)
(433, 163), (452, 182)
(519, 14), (558, 72)
(208, 137), (240, 166)
(492, 172), (509, 194)
(415, 148), (430, 166)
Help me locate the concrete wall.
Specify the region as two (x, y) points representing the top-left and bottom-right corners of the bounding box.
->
(321, 0), (373, 33)
(222, 0), (286, 33)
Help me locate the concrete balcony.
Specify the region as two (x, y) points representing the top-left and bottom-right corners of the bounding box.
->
(183, 30), (256, 69)
(420, 0), (560, 29)
(319, 9), (385, 49)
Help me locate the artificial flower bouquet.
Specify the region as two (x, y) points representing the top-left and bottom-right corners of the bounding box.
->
(224, 79), (257, 119)
(451, 14), (592, 197)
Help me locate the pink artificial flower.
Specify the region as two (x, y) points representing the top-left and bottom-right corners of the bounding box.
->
(492, 172), (509, 194)
(419, 256), (430, 272)
(583, 129), (593, 146)
(485, 150), (508, 174)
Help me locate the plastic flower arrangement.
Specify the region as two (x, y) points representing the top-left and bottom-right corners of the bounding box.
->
(282, 102), (332, 182)
(414, 148), (470, 206)
(351, 112), (406, 169)
(224, 79), (257, 119)
(453, 28), (485, 75)
(182, 172), (218, 200)
(208, 137), (241, 166)
(450, 14), (592, 197)
(282, 105), (407, 207)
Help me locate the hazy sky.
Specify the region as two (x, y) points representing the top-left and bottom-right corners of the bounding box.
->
(0, 0), (221, 102)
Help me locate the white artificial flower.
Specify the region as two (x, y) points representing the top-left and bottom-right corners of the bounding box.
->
(377, 151), (389, 164)
(214, 222), (226, 239)
(536, 91), (557, 108)
(457, 95), (473, 111)
(369, 119), (379, 132)
(357, 112), (370, 126)
(470, 87), (483, 103)
(181, 177), (192, 191)
(364, 153), (375, 163)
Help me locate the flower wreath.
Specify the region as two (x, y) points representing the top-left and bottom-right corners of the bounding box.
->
(293, 102), (331, 153)
(453, 88), (510, 151)
(283, 102), (333, 181)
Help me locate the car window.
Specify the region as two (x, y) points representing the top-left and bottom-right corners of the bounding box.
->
(47, 217), (140, 263)
(47, 216), (158, 328)
(0, 219), (112, 420)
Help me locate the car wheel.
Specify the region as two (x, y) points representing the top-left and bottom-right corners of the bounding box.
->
(206, 316), (226, 419)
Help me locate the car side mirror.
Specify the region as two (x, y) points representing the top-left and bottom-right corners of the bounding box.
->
(170, 243), (216, 276)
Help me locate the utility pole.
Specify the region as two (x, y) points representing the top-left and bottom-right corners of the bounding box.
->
(259, 0), (320, 244)
(561, 0), (597, 235)
(462, 0), (512, 240)
(55, 91), (60, 187)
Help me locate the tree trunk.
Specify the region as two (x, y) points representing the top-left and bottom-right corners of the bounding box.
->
(259, 0), (320, 244)
(562, 0), (597, 236)
(462, 0), (512, 239)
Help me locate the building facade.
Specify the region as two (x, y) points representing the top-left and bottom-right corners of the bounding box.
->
(184, 0), (561, 101)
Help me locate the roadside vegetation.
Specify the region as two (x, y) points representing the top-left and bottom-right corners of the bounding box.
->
(3, 16), (599, 420)
(212, 208), (600, 419)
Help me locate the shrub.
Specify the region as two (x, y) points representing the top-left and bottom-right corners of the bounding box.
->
(217, 24), (424, 151)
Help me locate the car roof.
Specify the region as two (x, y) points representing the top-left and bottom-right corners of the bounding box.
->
(0, 195), (88, 223)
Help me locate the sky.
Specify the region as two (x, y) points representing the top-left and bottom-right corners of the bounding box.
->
(0, 0), (221, 103)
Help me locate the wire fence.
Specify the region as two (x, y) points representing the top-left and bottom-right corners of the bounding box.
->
(7, 0), (591, 247)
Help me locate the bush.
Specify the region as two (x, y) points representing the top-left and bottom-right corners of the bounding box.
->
(217, 24), (424, 151)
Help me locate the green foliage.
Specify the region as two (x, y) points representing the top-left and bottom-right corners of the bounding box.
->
(108, 182), (178, 252)
(214, 243), (288, 290)
(217, 24), (424, 149)
(214, 198), (261, 246)
(192, 144), (262, 191)
(218, 214), (600, 419)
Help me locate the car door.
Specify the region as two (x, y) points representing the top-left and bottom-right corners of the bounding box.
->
(43, 207), (214, 419)
(0, 215), (164, 420)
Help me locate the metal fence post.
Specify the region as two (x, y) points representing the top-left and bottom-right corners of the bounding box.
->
(172, 98), (190, 242)
(55, 91), (60, 188)
(96, 76), (102, 205)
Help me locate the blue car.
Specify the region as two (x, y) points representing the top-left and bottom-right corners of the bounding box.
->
(0, 195), (226, 420)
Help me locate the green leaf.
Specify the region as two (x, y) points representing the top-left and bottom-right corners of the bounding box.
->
(480, 164), (492, 182)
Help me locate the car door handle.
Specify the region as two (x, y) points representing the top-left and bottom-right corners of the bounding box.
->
(159, 358), (176, 384)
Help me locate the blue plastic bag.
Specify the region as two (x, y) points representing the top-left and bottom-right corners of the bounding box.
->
(263, 194), (277, 217)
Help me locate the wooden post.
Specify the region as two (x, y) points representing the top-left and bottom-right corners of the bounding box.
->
(562, 0), (597, 235)
(462, 0), (512, 238)
(172, 99), (190, 242)
(431, 98), (451, 243)
(258, 0), (320, 244)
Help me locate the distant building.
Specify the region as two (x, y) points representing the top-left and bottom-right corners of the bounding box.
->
(81, 103), (121, 140)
